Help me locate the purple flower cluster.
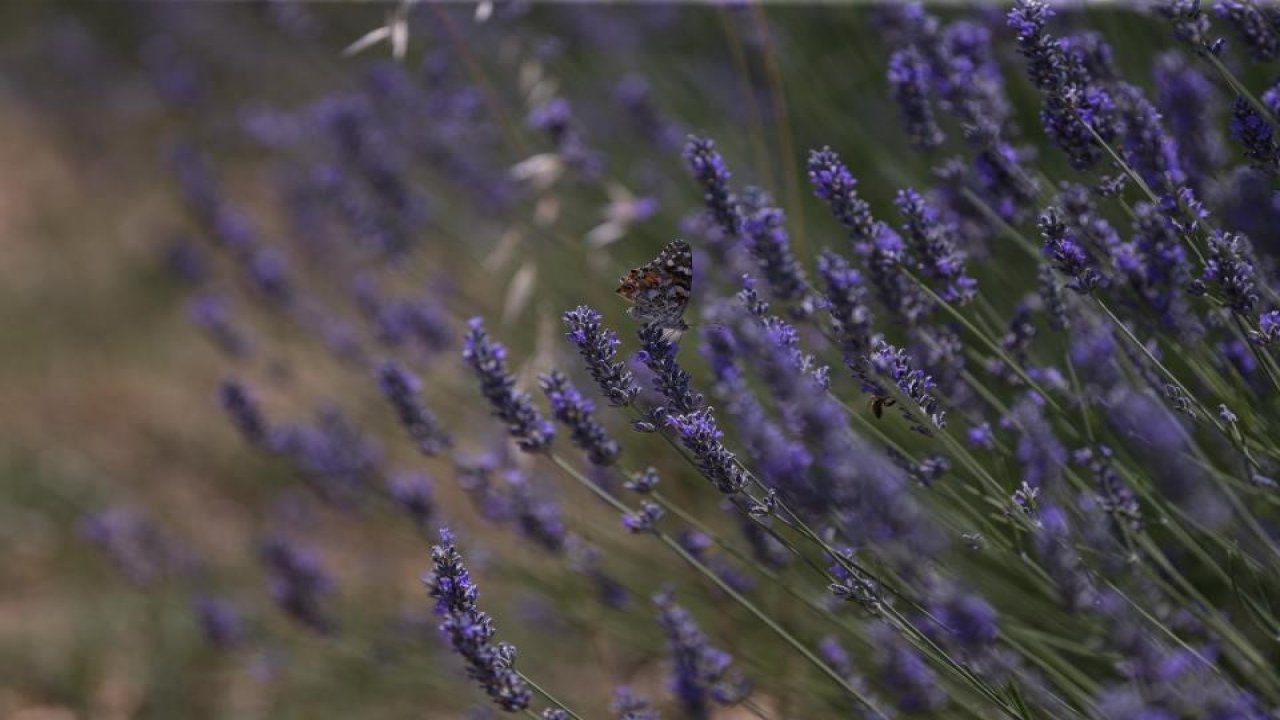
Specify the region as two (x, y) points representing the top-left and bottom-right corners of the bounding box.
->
(377, 362), (451, 456)
(654, 589), (749, 718)
(539, 370), (620, 467)
(683, 135), (740, 238)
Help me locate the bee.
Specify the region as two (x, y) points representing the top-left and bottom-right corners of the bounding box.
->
(868, 394), (897, 419)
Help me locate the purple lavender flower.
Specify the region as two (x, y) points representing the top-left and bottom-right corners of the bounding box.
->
(1158, 0), (1219, 51)
(611, 687), (658, 720)
(870, 622), (948, 713)
(1038, 206), (1103, 294)
(1037, 264), (1070, 331)
(1114, 82), (1185, 194)
(387, 472), (434, 531)
(464, 318), (555, 453)
(895, 188), (976, 304)
(272, 407), (382, 506)
(665, 407), (747, 494)
(683, 136), (740, 238)
(654, 589), (749, 719)
(817, 249), (875, 361)
(425, 528), (532, 712)
(888, 48), (944, 150)
(1033, 504), (1096, 611)
(194, 596), (245, 649)
(80, 506), (178, 586)
(189, 293), (251, 357)
(742, 200), (813, 312)
(1229, 96), (1280, 174)
(636, 322), (703, 417)
(1154, 52), (1226, 190)
(1008, 0), (1118, 170)
(377, 362), (451, 456)
(1251, 310), (1280, 344)
(621, 500), (664, 533)
(807, 147), (882, 247)
(866, 339), (946, 432)
(563, 306), (641, 408)
(1200, 230), (1259, 315)
(219, 379), (269, 447)
(539, 370), (620, 467)
(1215, 1), (1279, 61)
(624, 467), (660, 494)
(260, 536), (335, 634)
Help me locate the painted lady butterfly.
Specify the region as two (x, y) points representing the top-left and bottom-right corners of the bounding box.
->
(616, 239), (693, 332)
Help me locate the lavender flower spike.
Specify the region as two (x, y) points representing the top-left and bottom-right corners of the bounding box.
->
(539, 370), (621, 466)
(654, 588), (750, 719)
(1038, 206), (1103, 294)
(220, 379), (269, 447)
(425, 528), (532, 712)
(562, 306), (640, 407)
(683, 135), (740, 238)
(888, 48), (944, 150)
(665, 407), (747, 494)
(807, 146), (882, 246)
(463, 317), (555, 453)
(378, 361), (451, 455)
(895, 188), (976, 304)
(260, 537), (335, 635)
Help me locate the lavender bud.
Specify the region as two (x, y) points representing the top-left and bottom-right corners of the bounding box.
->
(463, 318), (555, 453)
(622, 500), (664, 533)
(425, 528), (532, 712)
(888, 48), (944, 150)
(219, 379), (269, 447)
(654, 589), (750, 717)
(539, 370), (620, 467)
(683, 135), (740, 238)
(378, 362), (451, 455)
(563, 306), (641, 408)
(665, 407), (748, 494)
(624, 467), (660, 494)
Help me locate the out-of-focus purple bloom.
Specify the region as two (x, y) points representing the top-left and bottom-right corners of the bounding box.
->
(81, 506), (179, 586)
(387, 472), (434, 531)
(665, 407), (746, 494)
(636, 322), (703, 417)
(189, 293), (251, 357)
(260, 536), (335, 635)
(622, 500), (664, 534)
(1158, 0), (1219, 51)
(871, 622), (948, 713)
(563, 306), (641, 408)
(968, 421), (996, 449)
(507, 470), (568, 553)
(818, 250), (875, 362)
(624, 467), (660, 494)
(683, 136), (740, 238)
(888, 48), (944, 150)
(1215, 1), (1279, 61)
(219, 379), (269, 447)
(425, 528), (532, 712)
(1037, 264), (1070, 331)
(539, 370), (620, 467)
(807, 147), (882, 247)
(565, 535), (630, 610)
(195, 596), (245, 649)
(896, 189), (976, 304)
(377, 362), (451, 456)
(654, 588), (749, 719)
(1251, 309), (1280, 344)
(677, 530), (754, 594)
(615, 73), (682, 150)
(1076, 446), (1142, 532)
(464, 318), (555, 453)
(742, 200), (814, 313)
(1199, 230), (1259, 315)
(246, 247), (293, 304)
(272, 407), (382, 506)
(1154, 52), (1225, 190)
(611, 686), (658, 720)
(527, 97), (602, 177)
(1033, 504), (1096, 611)
(165, 239), (208, 285)
(1114, 82), (1185, 194)
(1003, 393), (1067, 493)
(1230, 97), (1280, 174)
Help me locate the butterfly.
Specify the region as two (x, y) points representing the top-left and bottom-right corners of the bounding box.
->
(616, 239), (693, 332)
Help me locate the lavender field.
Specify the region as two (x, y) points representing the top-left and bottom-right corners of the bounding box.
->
(3, 1), (1280, 718)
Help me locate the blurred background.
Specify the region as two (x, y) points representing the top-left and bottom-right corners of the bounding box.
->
(0, 2), (1270, 719)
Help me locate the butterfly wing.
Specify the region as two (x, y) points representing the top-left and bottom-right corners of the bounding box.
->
(615, 240), (692, 330)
